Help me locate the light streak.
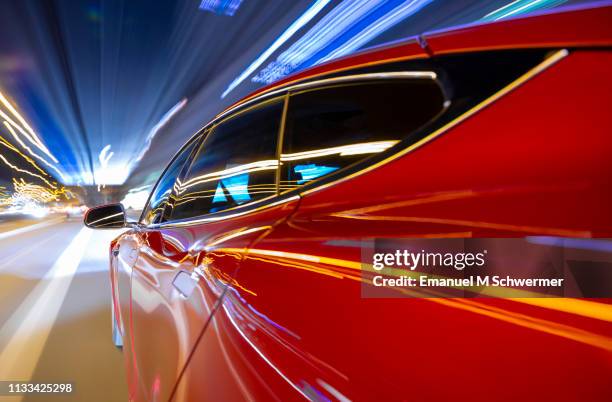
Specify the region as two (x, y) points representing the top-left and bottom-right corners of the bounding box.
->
(121, 185), (153, 210)
(94, 144), (131, 185)
(87, 211), (124, 226)
(0, 153), (56, 187)
(171, 141), (398, 210)
(221, 0), (332, 98)
(99, 144), (114, 167)
(481, 0), (567, 21)
(199, 0), (244, 16)
(204, 226), (271, 250)
(317, 0), (434, 65)
(0, 90), (58, 163)
(0, 92), (47, 149)
(222, 302), (311, 400)
(293, 164), (338, 183)
(0, 135), (50, 177)
(226, 247), (612, 351)
(135, 98), (188, 163)
(0, 178), (73, 211)
(275, 0), (385, 69)
(253, 0), (434, 84)
(0, 227), (93, 381)
(331, 213), (592, 238)
(280, 140), (399, 161)
(176, 159), (278, 193)
(2, 122), (66, 182)
(254, 0), (386, 83)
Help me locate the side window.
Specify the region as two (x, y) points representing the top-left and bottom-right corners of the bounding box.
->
(280, 79), (445, 192)
(170, 98), (283, 221)
(141, 137), (200, 225)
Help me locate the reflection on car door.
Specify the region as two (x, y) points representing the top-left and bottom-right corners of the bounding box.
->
(170, 77), (449, 401)
(130, 97), (293, 402)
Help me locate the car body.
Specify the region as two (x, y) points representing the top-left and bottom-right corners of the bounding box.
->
(99, 4), (612, 402)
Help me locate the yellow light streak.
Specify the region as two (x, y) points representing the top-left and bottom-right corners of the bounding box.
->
(0, 135), (49, 177)
(331, 214), (592, 238)
(218, 247), (612, 351)
(3, 122), (66, 181)
(0, 90), (57, 162)
(0, 153), (56, 188)
(10, 178), (64, 203)
(176, 160), (278, 193)
(204, 226), (272, 249)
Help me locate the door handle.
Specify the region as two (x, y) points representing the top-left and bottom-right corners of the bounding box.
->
(173, 271), (197, 298)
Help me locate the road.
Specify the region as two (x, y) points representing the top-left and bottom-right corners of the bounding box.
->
(0, 217), (128, 401)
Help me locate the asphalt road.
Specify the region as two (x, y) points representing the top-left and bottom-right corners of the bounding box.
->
(0, 217), (128, 401)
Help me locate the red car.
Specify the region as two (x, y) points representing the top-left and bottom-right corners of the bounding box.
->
(85, 4), (612, 402)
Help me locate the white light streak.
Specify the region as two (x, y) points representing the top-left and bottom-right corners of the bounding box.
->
(3, 121), (67, 182)
(221, 0), (332, 98)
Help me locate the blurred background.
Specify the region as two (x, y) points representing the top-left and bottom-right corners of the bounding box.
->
(0, 0), (599, 400)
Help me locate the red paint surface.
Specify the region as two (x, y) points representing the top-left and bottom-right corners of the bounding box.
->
(106, 4), (612, 401)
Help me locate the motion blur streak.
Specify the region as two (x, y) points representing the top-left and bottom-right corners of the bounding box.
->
(238, 248), (612, 351)
(0, 90), (58, 163)
(221, 0), (332, 98)
(0, 153), (54, 188)
(2, 121), (67, 182)
(279, 140), (400, 161)
(199, 0), (244, 16)
(135, 98), (188, 163)
(253, 0), (434, 84)
(221, 302), (311, 400)
(0, 216), (63, 241)
(0, 227), (91, 382)
(510, 298), (612, 323)
(0, 219), (127, 401)
(481, 0), (568, 21)
(256, 0), (388, 81)
(317, 0), (435, 65)
(0, 134), (49, 177)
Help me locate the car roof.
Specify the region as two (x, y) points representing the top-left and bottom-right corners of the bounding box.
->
(223, 1), (612, 116)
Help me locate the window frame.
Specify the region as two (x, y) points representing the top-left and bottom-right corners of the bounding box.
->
(164, 96), (288, 223)
(279, 77), (448, 194)
(138, 133), (204, 225)
(150, 71), (446, 228)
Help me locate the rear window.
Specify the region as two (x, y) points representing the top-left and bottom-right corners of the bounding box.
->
(280, 79), (446, 192)
(170, 98), (283, 221)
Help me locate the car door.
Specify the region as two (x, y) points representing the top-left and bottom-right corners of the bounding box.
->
(129, 96), (298, 402)
(117, 134), (201, 401)
(175, 52), (612, 401)
(170, 76), (448, 401)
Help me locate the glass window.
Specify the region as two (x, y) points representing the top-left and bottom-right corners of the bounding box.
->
(280, 80), (445, 192)
(170, 99), (283, 220)
(141, 137), (200, 225)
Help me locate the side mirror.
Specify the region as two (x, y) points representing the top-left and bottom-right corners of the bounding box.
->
(84, 203), (126, 229)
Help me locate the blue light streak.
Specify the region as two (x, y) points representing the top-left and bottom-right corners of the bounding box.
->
(294, 164), (338, 184)
(212, 173), (251, 204)
(252, 0), (434, 85)
(317, 0), (434, 64)
(199, 0), (244, 16)
(481, 0), (567, 22)
(221, 0), (332, 98)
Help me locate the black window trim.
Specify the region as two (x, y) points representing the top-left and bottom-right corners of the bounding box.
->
(163, 95), (288, 223)
(149, 71), (442, 228)
(138, 133), (204, 225)
(142, 49), (568, 229)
